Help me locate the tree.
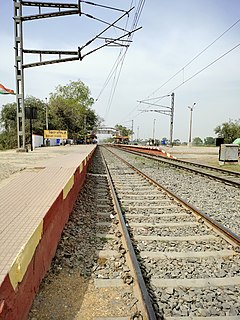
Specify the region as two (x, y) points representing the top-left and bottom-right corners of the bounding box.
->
(115, 124), (133, 137)
(0, 79), (99, 149)
(193, 137), (203, 145)
(49, 80), (98, 139)
(1, 102), (16, 132)
(0, 97), (46, 149)
(0, 102), (17, 149)
(24, 96), (48, 135)
(215, 119), (240, 143)
(173, 139), (181, 146)
(204, 137), (215, 145)
(0, 96), (51, 149)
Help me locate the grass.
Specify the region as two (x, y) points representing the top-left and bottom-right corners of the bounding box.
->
(99, 237), (109, 243)
(218, 163), (240, 172)
(204, 159), (240, 172)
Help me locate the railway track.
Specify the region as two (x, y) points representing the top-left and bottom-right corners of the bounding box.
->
(101, 146), (240, 319)
(114, 146), (240, 188)
(108, 146), (240, 236)
(29, 147), (144, 319)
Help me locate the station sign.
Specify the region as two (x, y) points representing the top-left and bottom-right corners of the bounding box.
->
(44, 130), (68, 139)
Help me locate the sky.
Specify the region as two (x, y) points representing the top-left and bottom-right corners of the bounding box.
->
(1, 0), (240, 142)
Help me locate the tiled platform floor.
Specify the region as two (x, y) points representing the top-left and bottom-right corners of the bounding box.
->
(0, 145), (96, 286)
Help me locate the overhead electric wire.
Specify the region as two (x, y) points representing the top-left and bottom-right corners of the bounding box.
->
(100, 0), (145, 119)
(104, 45), (130, 117)
(148, 17), (240, 97)
(169, 42), (240, 93)
(81, 1), (128, 13)
(129, 41), (240, 122)
(104, 48), (127, 116)
(80, 8), (134, 50)
(96, 1), (134, 103)
(140, 94), (170, 102)
(96, 52), (125, 102)
(96, 1), (135, 103)
(82, 12), (133, 34)
(150, 42), (240, 104)
(120, 17), (240, 122)
(103, 1), (134, 117)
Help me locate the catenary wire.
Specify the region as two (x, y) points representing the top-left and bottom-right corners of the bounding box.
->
(96, 1), (135, 103)
(120, 17), (240, 122)
(168, 42), (240, 93)
(148, 17), (240, 97)
(103, 0), (145, 119)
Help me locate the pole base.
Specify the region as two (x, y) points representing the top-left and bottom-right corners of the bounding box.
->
(16, 147), (28, 153)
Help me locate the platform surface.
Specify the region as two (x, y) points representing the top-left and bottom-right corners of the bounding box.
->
(0, 145), (95, 286)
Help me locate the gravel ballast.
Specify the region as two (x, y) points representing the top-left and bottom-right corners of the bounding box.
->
(111, 147), (240, 236)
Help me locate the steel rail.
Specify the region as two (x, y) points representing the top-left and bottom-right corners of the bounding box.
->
(115, 146), (240, 188)
(101, 148), (158, 320)
(106, 147), (240, 247)
(125, 146), (240, 176)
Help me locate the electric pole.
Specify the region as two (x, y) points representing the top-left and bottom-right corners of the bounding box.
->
(131, 119), (134, 142)
(188, 102), (196, 147)
(84, 115), (87, 144)
(45, 98), (48, 130)
(13, 0), (141, 150)
(170, 92), (175, 147)
(138, 93), (175, 146)
(153, 118), (156, 144)
(14, 0), (25, 149)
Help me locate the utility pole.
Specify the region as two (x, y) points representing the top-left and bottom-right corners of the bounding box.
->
(170, 92), (175, 147)
(14, 0), (25, 149)
(84, 115), (87, 144)
(137, 126), (139, 142)
(29, 108), (33, 151)
(131, 119), (134, 142)
(188, 102), (196, 147)
(153, 118), (156, 144)
(138, 92), (175, 146)
(45, 97), (49, 146)
(45, 97), (48, 130)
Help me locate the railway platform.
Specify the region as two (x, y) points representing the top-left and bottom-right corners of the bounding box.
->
(0, 145), (96, 320)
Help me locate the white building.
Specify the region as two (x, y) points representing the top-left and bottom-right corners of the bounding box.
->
(96, 127), (119, 143)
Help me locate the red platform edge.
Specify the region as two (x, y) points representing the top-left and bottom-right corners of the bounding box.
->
(114, 144), (177, 159)
(0, 149), (95, 320)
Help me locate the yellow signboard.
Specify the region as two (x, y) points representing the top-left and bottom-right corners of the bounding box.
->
(44, 130), (68, 139)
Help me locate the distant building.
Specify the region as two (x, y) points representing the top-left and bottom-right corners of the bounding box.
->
(96, 126), (119, 143)
(112, 135), (129, 144)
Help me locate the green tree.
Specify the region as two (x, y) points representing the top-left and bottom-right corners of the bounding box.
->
(0, 97), (47, 149)
(49, 80), (98, 139)
(204, 136), (215, 145)
(173, 139), (181, 146)
(25, 96), (48, 135)
(115, 124), (133, 137)
(0, 80), (99, 149)
(214, 119), (240, 143)
(1, 102), (16, 132)
(0, 102), (17, 149)
(193, 137), (203, 145)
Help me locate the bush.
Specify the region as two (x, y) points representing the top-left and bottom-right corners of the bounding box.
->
(0, 131), (17, 150)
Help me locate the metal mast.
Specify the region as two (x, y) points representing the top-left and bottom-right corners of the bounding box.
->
(138, 93), (175, 146)
(169, 92), (174, 146)
(14, 0), (25, 149)
(13, 0), (140, 150)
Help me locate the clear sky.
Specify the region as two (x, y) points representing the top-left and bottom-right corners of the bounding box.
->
(1, 0), (240, 142)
